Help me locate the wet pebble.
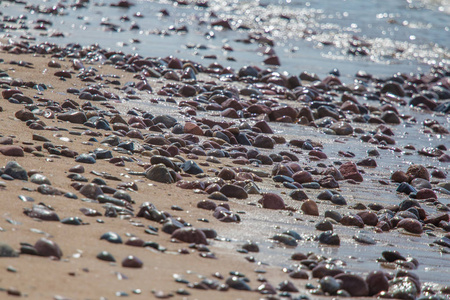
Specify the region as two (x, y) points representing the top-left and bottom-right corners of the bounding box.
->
(315, 219), (333, 231)
(366, 271), (389, 296)
(382, 250), (406, 262)
(335, 273), (369, 296)
(258, 193), (285, 209)
(397, 218), (423, 234)
(272, 234), (298, 246)
(319, 276), (341, 295)
(301, 199), (319, 216)
(318, 231), (340, 245)
(353, 232), (376, 244)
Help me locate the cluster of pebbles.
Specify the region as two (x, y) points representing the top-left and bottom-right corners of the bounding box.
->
(0, 38), (449, 299)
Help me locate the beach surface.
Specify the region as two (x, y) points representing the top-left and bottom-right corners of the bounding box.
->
(0, 1), (450, 299)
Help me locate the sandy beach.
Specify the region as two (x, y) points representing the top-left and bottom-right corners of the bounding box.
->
(0, 1), (449, 299)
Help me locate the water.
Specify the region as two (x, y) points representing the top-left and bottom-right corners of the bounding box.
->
(1, 0), (448, 79)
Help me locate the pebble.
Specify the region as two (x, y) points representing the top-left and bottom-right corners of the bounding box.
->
(145, 164), (175, 183)
(34, 238), (63, 259)
(315, 219), (333, 231)
(319, 276), (341, 295)
(389, 277), (419, 300)
(382, 250), (406, 262)
(289, 189), (308, 200)
(301, 199), (319, 216)
(330, 194), (347, 205)
(79, 183), (103, 199)
(171, 227), (208, 244)
(225, 276), (251, 290)
(278, 280), (299, 292)
(0, 145), (24, 157)
(96, 251), (116, 262)
(30, 173), (51, 185)
(122, 255), (143, 268)
(181, 160), (204, 174)
(318, 231), (340, 245)
(258, 193), (285, 209)
(220, 184), (248, 199)
(353, 232), (376, 244)
(75, 153), (96, 164)
(397, 218), (423, 234)
(0, 242), (19, 257)
(208, 191), (229, 201)
(334, 273), (368, 296)
(366, 271), (389, 296)
(100, 232), (123, 244)
(272, 234), (298, 246)
(3, 161), (28, 180)
(23, 204), (60, 221)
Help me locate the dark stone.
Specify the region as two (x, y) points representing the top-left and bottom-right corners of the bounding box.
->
(225, 276), (251, 290)
(181, 160), (204, 175)
(4, 161), (28, 180)
(75, 153), (96, 164)
(220, 184), (248, 199)
(96, 251), (116, 262)
(171, 227), (208, 244)
(334, 273), (369, 297)
(100, 232), (123, 244)
(318, 231), (340, 245)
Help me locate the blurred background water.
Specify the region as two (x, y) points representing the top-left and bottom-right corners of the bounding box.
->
(1, 0), (449, 79)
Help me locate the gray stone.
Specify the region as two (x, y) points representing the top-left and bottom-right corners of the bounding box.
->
(75, 153), (96, 164)
(145, 164), (175, 183)
(79, 183), (104, 199)
(3, 161), (28, 181)
(30, 174), (51, 185)
(320, 276), (341, 295)
(0, 242), (19, 257)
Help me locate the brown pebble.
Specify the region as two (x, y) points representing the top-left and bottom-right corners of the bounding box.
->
(335, 273), (369, 296)
(301, 199), (319, 216)
(397, 218), (423, 234)
(122, 255), (143, 268)
(292, 171), (313, 184)
(171, 227), (208, 245)
(34, 238), (63, 259)
(366, 271), (389, 296)
(258, 193), (286, 210)
(0, 146), (24, 157)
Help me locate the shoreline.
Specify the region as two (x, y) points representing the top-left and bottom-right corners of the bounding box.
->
(0, 34), (449, 300)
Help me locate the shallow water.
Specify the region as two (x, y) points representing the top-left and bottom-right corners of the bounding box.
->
(121, 81), (450, 287)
